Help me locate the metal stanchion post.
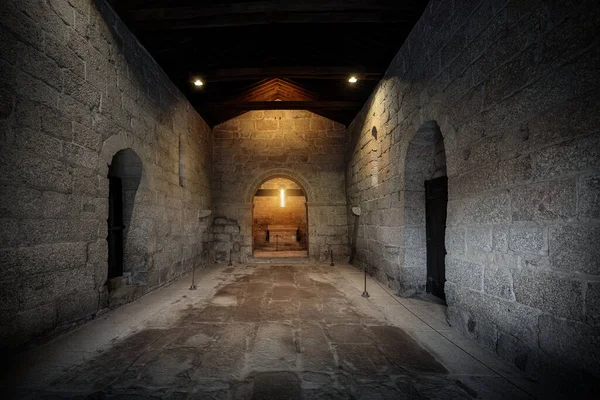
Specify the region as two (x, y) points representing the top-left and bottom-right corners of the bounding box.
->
(228, 249), (233, 266)
(361, 268), (370, 298)
(189, 265), (197, 290)
(330, 249), (335, 266)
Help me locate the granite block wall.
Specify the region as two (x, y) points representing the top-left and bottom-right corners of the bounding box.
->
(346, 0), (600, 383)
(212, 110), (348, 263)
(0, 0), (212, 349)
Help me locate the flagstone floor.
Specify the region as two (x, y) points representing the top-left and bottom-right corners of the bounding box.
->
(1, 263), (546, 399)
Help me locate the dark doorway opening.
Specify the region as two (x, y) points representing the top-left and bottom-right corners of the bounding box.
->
(106, 149), (143, 287)
(108, 177), (124, 279)
(425, 176), (448, 300)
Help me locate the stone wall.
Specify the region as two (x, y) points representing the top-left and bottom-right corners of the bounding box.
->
(212, 110), (348, 263)
(346, 0), (600, 383)
(0, 0), (212, 349)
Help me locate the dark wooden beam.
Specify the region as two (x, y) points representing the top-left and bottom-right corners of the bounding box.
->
(195, 67), (382, 82)
(232, 78), (319, 102)
(121, 1), (421, 31)
(125, 1), (420, 17)
(255, 189), (305, 197)
(129, 13), (416, 31)
(198, 101), (363, 111)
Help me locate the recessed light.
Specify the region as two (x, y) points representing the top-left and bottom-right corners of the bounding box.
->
(348, 76), (358, 83)
(193, 79), (204, 87)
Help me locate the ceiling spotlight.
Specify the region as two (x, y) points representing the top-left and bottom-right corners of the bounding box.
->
(348, 76), (358, 83)
(193, 79), (204, 87)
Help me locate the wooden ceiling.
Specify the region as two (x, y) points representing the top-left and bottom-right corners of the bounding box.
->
(109, 0), (430, 127)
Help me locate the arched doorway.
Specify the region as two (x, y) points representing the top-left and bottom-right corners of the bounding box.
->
(252, 177), (308, 258)
(107, 149), (142, 287)
(403, 121), (447, 300)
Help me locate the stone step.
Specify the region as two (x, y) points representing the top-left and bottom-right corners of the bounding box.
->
(258, 245), (306, 251)
(108, 275), (129, 291)
(248, 257), (310, 264)
(108, 285), (147, 309)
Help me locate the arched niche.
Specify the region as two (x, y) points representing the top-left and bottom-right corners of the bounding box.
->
(106, 148), (146, 286)
(243, 168), (315, 205)
(252, 177), (308, 257)
(401, 121), (448, 299)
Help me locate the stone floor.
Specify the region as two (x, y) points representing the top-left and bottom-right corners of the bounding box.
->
(1, 263), (547, 399)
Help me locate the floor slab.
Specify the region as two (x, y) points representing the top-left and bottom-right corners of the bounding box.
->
(0, 263), (544, 399)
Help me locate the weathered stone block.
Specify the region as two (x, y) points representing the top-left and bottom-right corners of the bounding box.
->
(0, 87), (14, 120)
(63, 69), (102, 110)
(578, 174), (600, 221)
(255, 119), (278, 131)
(40, 191), (79, 219)
(88, 240), (108, 288)
(214, 241), (232, 253)
(0, 276), (20, 317)
(549, 225), (600, 275)
(19, 44), (63, 91)
(447, 303), (499, 351)
(399, 266), (426, 294)
(466, 226), (492, 253)
(403, 227), (424, 248)
(538, 314), (600, 374)
(214, 233), (231, 242)
(447, 283), (541, 348)
(0, 242), (87, 278)
(403, 247), (426, 269)
(483, 45), (537, 107)
(445, 228), (465, 256)
(510, 179), (577, 222)
(45, 31), (85, 79)
(56, 290), (99, 323)
(496, 331), (533, 373)
(447, 191), (511, 226)
(1, 148), (73, 193)
(73, 121), (102, 152)
(17, 303), (57, 342)
(451, 156), (533, 196)
(508, 226), (546, 255)
(15, 127), (62, 162)
(404, 204), (425, 226)
(445, 257), (483, 291)
(22, 219), (98, 245)
(223, 224), (240, 234)
(532, 134), (600, 181)
(20, 267), (94, 311)
(513, 268), (583, 321)
(0, 186), (42, 219)
(586, 282), (600, 327)
(484, 266), (515, 300)
(492, 225), (509, 252)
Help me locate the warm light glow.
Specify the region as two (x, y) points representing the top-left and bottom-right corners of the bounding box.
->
(280, 188), (285, 207)
(193, 79), (204, 86)
(348, 76), (358, 83)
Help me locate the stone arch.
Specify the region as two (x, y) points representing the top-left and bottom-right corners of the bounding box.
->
(400, 120), (448, 297)
(252, 177), (309, 254)
(100, 133), (153, 190)
(413, 99), (458, 176)
(243, 169), (314, 259)
(244, 168), (315, 204)
(102, 134), (152, 286)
